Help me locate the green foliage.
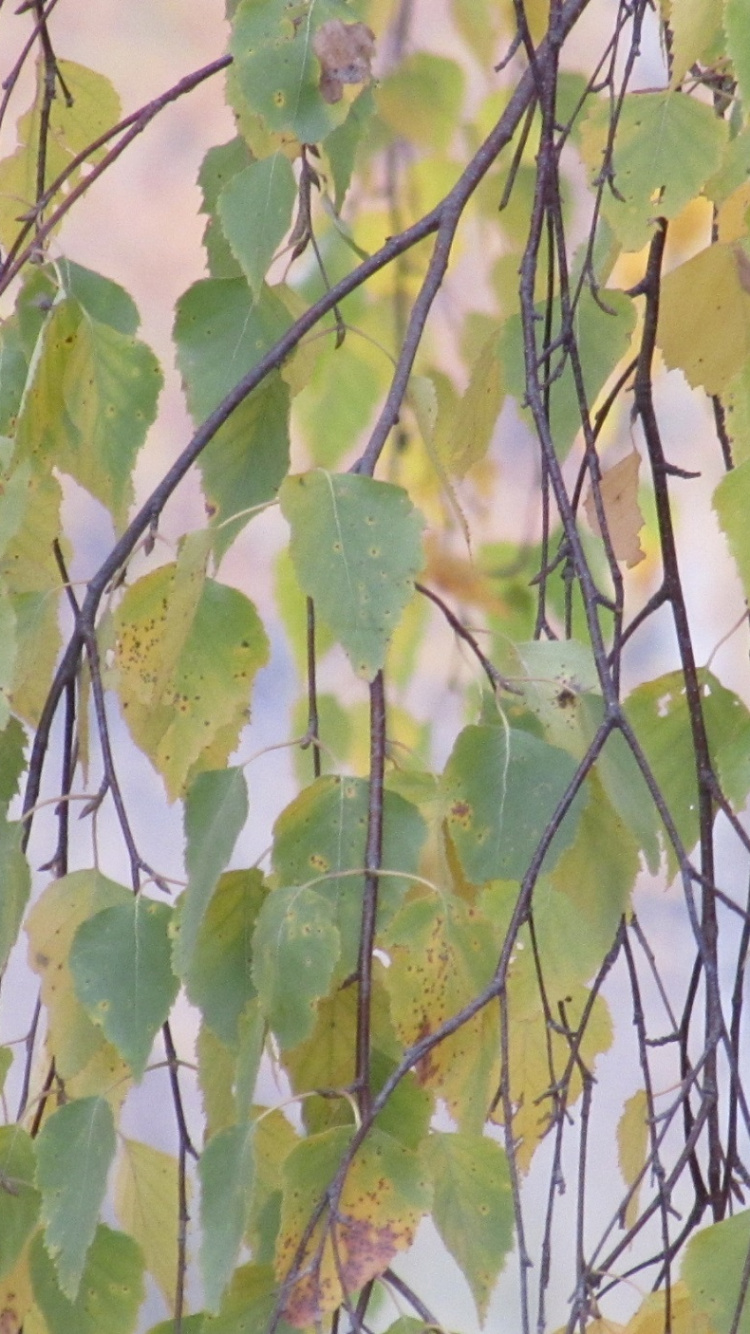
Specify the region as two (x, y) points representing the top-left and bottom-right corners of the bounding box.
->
(1, 1), (750, 1331)
(35, 1097), (116, 1298)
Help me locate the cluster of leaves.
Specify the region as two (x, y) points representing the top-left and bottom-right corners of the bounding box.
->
(1, 0), (750, 1332)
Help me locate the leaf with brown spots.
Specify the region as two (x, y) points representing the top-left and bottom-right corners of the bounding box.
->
(272, 773), (427, 973)
(313, 20), (375, 104)
(275, 1127), (430, 1328)
(280, 471), (425, 682)
(381, 893), (501, 1132)
(113, 531), (269, 799)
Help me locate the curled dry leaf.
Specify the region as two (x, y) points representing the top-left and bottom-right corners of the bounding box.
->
(583, 448), (646, 569)
(313, 20), (376, 104)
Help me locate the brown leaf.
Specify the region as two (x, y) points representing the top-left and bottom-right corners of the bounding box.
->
(583, 449), (646, 569)
(281, 1215), (407, 1327)
(313, 20), (376, 104)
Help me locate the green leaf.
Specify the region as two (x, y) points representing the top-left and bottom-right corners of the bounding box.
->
(441, 723), (582, 883)
(422, 1132), (513, 1323)
(280, 470), (424, 680)
(30, 1224), (144, 1334)
(173, 767), (249, 978)
(114, 1140), (180, 1310)
(235, 1001), (267, 1118)
(198, 137), (256, 279)
(324, 85), (375, 211)
(625, 669), (750, 876)
(114, 553), (269, 798)
(174, 277), (289, 421)
(579, 91), (728, 250)
(206, 1262), (296, 1334)
(682, 1210), (750, 1334)
(726, 0), (750, 117)
(70, 898), (178, 1080)
(272, 774), (427, 969)
(0, 1126), (40, 1280)
(499, 289), (636, 457)
(377, 53), (464, 153)
(714, 458), (750, 598)
(252, 884), (340, 1047)
(200, 1122), (256, 1312)
(0, 717), (26, 804)
(0, 811), (29, 971)
(293, 341), (381, 469)
(229, 0), (356, 144)
(218, 154), (297, 299)
(200, 373), (290, 561)
(35, 1097), (117, 1299)
(550, 774), (640, 966)
(184, 869), (267, 1046)
(57, 259), (140, 336)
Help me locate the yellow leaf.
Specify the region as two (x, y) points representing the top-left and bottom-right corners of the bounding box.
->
(627, 1281), (714, 1334)
(668, 0), (723, 86)
(25, 871), (130, 1081)
(658, 242), (750, 395)
(197, 1023), (237, 1140)
(616, 1089), (649, 1230)
(717, 181), (750, 243)
(115, 1139), (180, 1309)
(436, 334), (505, 479)
(584, 450), (645, 568)
(493, 987), (613, 1172)
(0, 1244), (35, 1334)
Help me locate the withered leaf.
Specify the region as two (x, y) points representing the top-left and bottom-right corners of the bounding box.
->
(583, 448), (646, 569)
(313, 20), (376, 104)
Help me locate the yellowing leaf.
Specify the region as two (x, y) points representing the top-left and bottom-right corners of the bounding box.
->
(627, 1281), (714, 1334)
(276, 1127), (430, 1328)
(583, 450), (645, 568)
(658, 243), (750, 394)
(437, 334), (504, 478)
(0, 60), (120, 250)
(494, 987), (613, 1172)
(668, 0), (723, 86)
(115, 1140), (180, 1309)
(683, 1211), (750, 1334)
(616, 1089), (648, 1230)
(114, 541), (268, 798)
(382, 894), (501, 1131)
(26, 871), (131, 1080)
